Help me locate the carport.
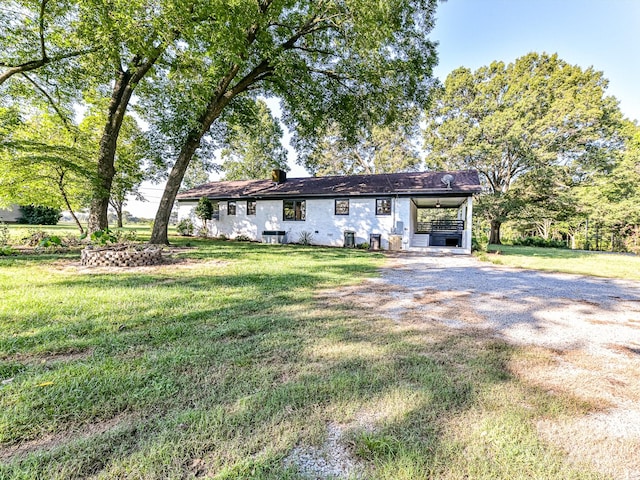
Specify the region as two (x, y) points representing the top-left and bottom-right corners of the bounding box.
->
(409, 196), (473, 253)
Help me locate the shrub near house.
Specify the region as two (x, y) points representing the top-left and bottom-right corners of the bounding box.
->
(17, 205), (62, 225)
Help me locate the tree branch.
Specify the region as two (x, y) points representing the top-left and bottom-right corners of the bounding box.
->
(38, 0), (49, 61)
(289, 45), (336, 57)
(20, 72), (76, 137)
(0, 47), (98, 85)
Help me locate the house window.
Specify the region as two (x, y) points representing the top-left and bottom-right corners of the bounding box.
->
(247, 200), (256, 215)
(212, 202), (220, 220)
(376, 198), (392, 215)
(228, 201), (236, 215)
(335, 199), (349, 215)
(283, 199), (306, 221)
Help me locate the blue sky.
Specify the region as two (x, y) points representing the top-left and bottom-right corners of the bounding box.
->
(431, 0), (640, 122)
(128, 1), (640, 217)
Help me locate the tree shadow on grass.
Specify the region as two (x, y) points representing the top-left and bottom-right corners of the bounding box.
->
(0, 249), (603, 479)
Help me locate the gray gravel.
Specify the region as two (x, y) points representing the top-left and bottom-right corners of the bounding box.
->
(376, 254), (640, 355)
(284, 423), (363, 479)
(284, 254), (640, 479)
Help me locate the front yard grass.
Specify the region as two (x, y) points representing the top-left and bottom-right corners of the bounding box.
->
(1, 240), (604, 478)
(478, 244), (640, 280)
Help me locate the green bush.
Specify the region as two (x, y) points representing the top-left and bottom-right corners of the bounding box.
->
(176, 219), (194, 236)
(356, 242), (370, 250)
(298, 231), (314, 246)
(234, 234), (252, 242)
(195, 197), (213, 225)
(18, 205), (61, 225)
(472, 236), (488, 252)
(37, 235), (65, 250)
(512, 236), (567, 249)
(81, 229), (118, 246)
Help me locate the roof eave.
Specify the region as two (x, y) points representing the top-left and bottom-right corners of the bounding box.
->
(176, 189), (480, 202)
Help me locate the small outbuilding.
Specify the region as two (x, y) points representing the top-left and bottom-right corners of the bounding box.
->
(176, 169), (482, 253)
(0, 205), (21, 223)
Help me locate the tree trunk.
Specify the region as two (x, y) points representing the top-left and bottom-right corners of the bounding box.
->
(57, 170), (84, 234)
(149, 64), (255, 244)
(86, 47), (165, 234)
(87, 69), (134, 233)
(150, 136), (202, 244)
(489, 219), (502, 245)
(117, 208), (123, 228)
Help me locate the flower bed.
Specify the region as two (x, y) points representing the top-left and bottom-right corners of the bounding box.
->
(80, 245), (163, 267)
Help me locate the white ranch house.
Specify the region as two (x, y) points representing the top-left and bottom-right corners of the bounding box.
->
(177, 170), (482, 254)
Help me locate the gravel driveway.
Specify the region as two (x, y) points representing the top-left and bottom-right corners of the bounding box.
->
(370, 253), (640, 479)
(289, 254), (640, 479)
(376, 254), (640, 356)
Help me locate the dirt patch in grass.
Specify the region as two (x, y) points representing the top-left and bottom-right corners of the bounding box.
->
(0, 413), (131, 462)
(509, 347), (640, 407)
(537, 409), (640, 479)
(484, 325), (640, 479)
(284, 422), (364, 479)
(317, 282), (486, 327)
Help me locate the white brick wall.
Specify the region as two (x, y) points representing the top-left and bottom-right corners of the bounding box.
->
(178, 197), (413, 249)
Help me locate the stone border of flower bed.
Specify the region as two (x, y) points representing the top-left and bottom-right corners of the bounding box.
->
(80, 245), (163, 267)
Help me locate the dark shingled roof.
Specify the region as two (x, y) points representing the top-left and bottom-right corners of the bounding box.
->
(176, 170), (482, 201)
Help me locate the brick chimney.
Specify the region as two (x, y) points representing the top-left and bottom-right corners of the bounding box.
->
(271, 169), (287, 184)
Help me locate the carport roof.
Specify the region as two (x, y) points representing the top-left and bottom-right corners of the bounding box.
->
(176, 170), (482, 201)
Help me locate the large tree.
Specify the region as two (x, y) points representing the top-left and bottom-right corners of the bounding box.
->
(221, 99), (288, 180)
(76, 0), (185, 233)
(0, 109), (93, 233)
(424, 52), (623, 244)
(1, 0), (186, 234)
(301, 118), (422, 176)
(148, 0), (439, 244)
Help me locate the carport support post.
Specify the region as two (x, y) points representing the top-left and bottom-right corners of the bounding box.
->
(465, 196), (473, 252)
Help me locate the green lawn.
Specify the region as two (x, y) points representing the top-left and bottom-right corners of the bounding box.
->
(4, 223), (154, 243)
(0, 240), (603, 479)
(478, 245), (640, 280)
